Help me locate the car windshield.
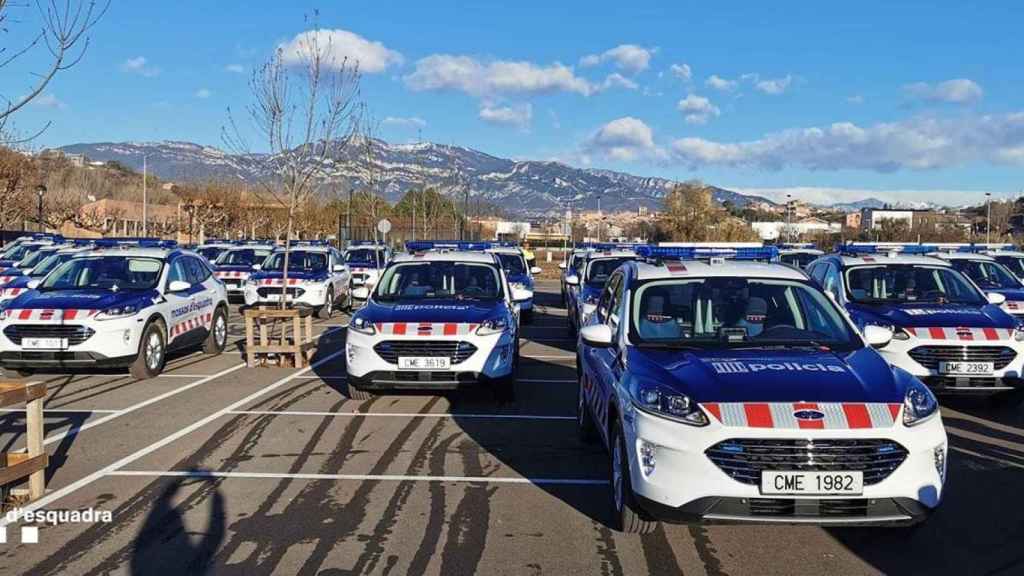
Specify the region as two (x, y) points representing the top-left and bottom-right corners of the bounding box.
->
(845, 264), (985, 305)
(197, 246), (227, 261)
(345, 248), (384, 266)
(781, 253), (819, 269)
(216, 248), (272, 266)
(994, 256), (1024, 281)
(376, 261), (503, 301)
(262, 250), (328, 272)
(41, 256), (163, 291)
(2, 244), (34, 262)
(632, 278), (858, 349)
(29, 253), (75, 277)
(950, 259), (1020, 290)
(19, 248), (56, 269)
(495, 253), (527, 276)
(586, 257), (634, 287)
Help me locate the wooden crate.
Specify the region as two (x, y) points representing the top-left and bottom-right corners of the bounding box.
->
(0, 382), (47, 501)
(243, 306), (317, 368)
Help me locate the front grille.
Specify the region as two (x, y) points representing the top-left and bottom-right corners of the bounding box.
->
(256, 287), (305, 298)
(706, 438), (908, 486)
(923, 376), (1017, 390)
(352, 273), (369, 282)
(373, 340), (478, 364)
(908, 345), (1016, 370)
(747, 498), (868, 517)
(4, 324), (95, 346)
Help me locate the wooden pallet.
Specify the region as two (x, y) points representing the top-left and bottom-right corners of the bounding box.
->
(0, 382), (47, 501)
(243, 306), (317, 368)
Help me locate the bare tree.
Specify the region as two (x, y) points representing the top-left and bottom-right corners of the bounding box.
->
(0, 0), (109, 141)
(0, 146), (36, 230)
(224, 17), (361, 305)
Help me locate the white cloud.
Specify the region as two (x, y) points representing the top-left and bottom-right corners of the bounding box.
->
(904, 78), (983, 104)
(601, 73), (639, 91)
(478, 103), (532, 128)
(382, 116), (427, 129)
(677, 94), (720, 124)
(31, 93), (66, 110)
(754, 74), (793, 95)
(669, 63), (692, 82)
(195, 88), (212, 99)
(705, 74), (736, 91)
(404, 55), (595, 97)
(122, 56), (160, 77)
(583, 116), (663, 161)
(730, 186), (1003, 207)
(669, 113), (1024, 172)
(225, 64), (245, 74)
(278, 28), (403, 73)
(579, 44), (655, 74)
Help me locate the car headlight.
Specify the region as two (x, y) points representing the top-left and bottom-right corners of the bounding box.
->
(349, 316), (376, 335)
(903, 379), (939, 427)
(95, 303), (139, 321)
(1014, 326), (1024, 342)
(630, 381), (708, 426)
(583, 291), (600, 305)
(892, 327), (911, 341)
(510, 282), (527, 291)
(477, 317), (510, 336)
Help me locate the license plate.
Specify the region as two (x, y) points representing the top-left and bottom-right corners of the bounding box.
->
(939, 361), (994, 375)
(398, 357), (450, 370)
(23, 337), (67, 350)
(761, 471), (863, 495)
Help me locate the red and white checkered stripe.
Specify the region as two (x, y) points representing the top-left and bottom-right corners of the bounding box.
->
(258, 278), (303, 286)
(1, 287), (26, 298)
(215, 270), (250, 279)
(664, 262), (687, 275)
(703, 402), (901, 429)
(0, 275), (17, 285)
(7, 308), (99, 321)
(904, 326), (1013, 341)
(169, 311), (214, 338)
(373, 322), (479, 336)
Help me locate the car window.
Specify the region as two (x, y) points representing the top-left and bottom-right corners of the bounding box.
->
(608, 273), (625, 329)
(167, 259), (188, 287)
(845, 264), (985, 305)
(186, 256), (210, 284)
(822, 263), (842, 298)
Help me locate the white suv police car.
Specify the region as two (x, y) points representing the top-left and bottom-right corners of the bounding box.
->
(213, 242), (275, 299)
(488, 243), (542, 323)
(577, 245), (947, 531)
(243, 242), (351, 319)
(0, 241), (229, 379)
(929, 246), (1024, 318)
(345, 241), (531, 401)
(344, 242), (391, 308)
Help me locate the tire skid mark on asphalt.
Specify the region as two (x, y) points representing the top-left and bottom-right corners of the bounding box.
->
(408, 431), (461, 576)
(639, 524), (686, 575)
(688, 525), (728, 576)
(593, 521), (625, 576)
(438, 431), (497, 575)
(21, 375), (337, 575)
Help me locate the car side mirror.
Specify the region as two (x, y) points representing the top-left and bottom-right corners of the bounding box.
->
(27, 280), (40, 290)
(333, 264), (346, 272)
(511, 287), (532, 303)
(863, 325), (893, 348)
(988, 292), (1007, 305)
(252, 264), (261, 271)
(558, 262), (567, 270)
(530, 266), (542, 275)
(351, 286), (370, 300)
(168, 280), (191, 293)
(580, 324), (614, 347)
(582, 302), (597, 319)
(565, 275), (580, 286)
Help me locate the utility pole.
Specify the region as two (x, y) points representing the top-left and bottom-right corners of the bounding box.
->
(346, 187), (354, 247)
(35, 185), (46, 232)
(785, 193), (792, 243)
(986, 192), (992, 244)
(597, 195), (603, 242)
(142, 155), (148, 236)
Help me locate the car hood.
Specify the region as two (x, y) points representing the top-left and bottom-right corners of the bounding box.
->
(0, 267), (24, 280)
(5, 289), (158, 311)
(626, 346), (904, 403)
(215, 264), (256, 273)
(356, 299), (505, 324)
(848, 302), (1014, 328)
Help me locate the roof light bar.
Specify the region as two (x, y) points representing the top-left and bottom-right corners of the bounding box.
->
(778, 242), (818, 250)
(839, 242), (937, 255)
(635, 245), (779, 262)
(404, 241), (495, 252)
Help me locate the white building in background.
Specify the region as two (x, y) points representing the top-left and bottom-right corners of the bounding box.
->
(752, 218), (841, 241)
(861, 208), (915, 230)
(495, 221), (531, 240)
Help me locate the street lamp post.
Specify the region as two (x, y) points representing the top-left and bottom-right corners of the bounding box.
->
(597, 195), (603, 242)
(35, 185), (46, 232)
(142, 154), (148, 236)
(986, 192), (992, 244)
(785, 193), (792, 243)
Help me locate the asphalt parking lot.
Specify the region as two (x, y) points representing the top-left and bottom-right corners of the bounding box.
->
(0, 280), (1023, 575)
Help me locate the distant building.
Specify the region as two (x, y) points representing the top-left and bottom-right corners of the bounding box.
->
(38, 149), (86, 167)
(752, 218), (841, 241)
(845, 212), (862, 229)
(861, 208), (915, 230)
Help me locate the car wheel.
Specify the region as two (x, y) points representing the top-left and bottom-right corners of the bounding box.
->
(522, 308), (534, 324)
(611, 420), (656, 534)
(203, 306), (228, 355)
(316, 290), (334, 320)
(130, 321), (166, 380)
(577, 370), (597, 443)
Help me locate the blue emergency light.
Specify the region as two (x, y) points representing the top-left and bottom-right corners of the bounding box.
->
(349, 240), (384, 247)
(778, 243), (818, 250)
(94, 237), (177, 248)
(838, 243), (937, 256)
(635, 245), (780, 262)
(405, 241), (494, 252)
(288, 240), (331, 247)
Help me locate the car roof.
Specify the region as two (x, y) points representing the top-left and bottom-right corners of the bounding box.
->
(224, 244), (275, 251)
(835, 254), (952, 267)
(986, 250), (1024, 258)
(392, 251), (498, 264)
(633, 260), (809, 281)
(585, 250), (637, 261)
(930, 252), (995, 262)
(487, 247), (524, 255)
(83, 247), (182, 258)
(780, 248), (824, 255)
(271, 245), (333, 253)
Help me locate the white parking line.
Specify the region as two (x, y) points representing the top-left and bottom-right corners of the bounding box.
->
(294, 375), (347, 380)
(156, 374), (211, 378)
(1, 349), (346, 528)
(107, 469), (608, 485)
(226, 410), (574, 420)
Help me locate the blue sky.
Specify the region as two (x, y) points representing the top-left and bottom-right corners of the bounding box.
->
(6, 0), (1024, 205)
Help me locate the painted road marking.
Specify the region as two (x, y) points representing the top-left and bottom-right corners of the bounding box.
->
(226, 410), (575, 420)
(107, 469), (608, 485)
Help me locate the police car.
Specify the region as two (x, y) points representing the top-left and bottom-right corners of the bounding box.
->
(565, 244), (640, 336)
(0, 244), (97, 304)
(559, 245), (595, 305)
(195, 240), (235, 264)
(213, 242), (276, 299)
(345, 241), (531, 401)
(807, 243), (1024, 395)
(243, 242), (351, 319)
(344, 241), (392, 308)
(979, 244), (1024, 282)
(488, 243), (542, 323)
(0, 238), (66, 278)
(576, 245), (946, 531)
(778, 243), (824, 269)
(928, 246), (1024, 318)
(0, 240), (230, 379)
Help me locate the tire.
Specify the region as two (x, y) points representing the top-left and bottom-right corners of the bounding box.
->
(203, 306), (228, 355)
(577, 370), (598, 443)
(130, 321), (167, 380)
(316, 290), (334, 320)
(493, 376), (516, 403)
(610, 420), (657, 534)
(522, 308), (534, 324)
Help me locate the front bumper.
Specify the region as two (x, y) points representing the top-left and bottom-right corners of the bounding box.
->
(623, 403), (947, 525)
(881, 335), (1024, 394)
(0, 316), (144, 368)
(243, 282), (329, 308)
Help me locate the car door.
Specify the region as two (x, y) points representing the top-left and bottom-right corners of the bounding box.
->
(164, 257), (198, 348)
(185, 256), (219, 334)
(583, 271), (625, 445)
